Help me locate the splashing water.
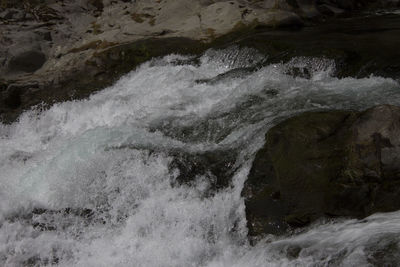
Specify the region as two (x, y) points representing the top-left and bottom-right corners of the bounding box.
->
(1, 47), (400, 266)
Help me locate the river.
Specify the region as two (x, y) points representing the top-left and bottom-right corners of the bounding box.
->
(1, 44), (400, 266)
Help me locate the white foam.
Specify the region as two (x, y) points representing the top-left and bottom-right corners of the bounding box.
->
(1, 47), (400, 266)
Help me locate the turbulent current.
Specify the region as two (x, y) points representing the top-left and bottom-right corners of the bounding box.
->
(1, 47), (400, 266)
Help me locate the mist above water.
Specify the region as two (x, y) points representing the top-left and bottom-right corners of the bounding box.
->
(1, 47), (400, 266)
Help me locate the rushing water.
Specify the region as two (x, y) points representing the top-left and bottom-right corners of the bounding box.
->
(1, 47), (400, 266)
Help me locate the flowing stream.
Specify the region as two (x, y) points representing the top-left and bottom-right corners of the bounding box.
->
(1, 46), (400, 266)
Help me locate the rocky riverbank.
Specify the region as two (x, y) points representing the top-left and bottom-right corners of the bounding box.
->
(1, 0), (400, 123)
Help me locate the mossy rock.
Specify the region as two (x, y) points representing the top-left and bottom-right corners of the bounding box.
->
(243, 105), (400, 238)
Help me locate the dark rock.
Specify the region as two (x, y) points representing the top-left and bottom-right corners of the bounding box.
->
(1, 8), (19, 20)
(8, 50), (46, 73)
(169, 149), (238, 190)
(275, 12), (305, 28)
(1, 83), (39, 110)
(3, 85), (22, 109)
(108, 144), (238, 192)
(243, 105), (400, 237)
(43, 31), (52, 41)
(317, 4), (345, 16)
(286, 0), (300, 8)
(335, 0), (357, 10)
(226, 14), (400, 79)
(88, 0), (104, 12)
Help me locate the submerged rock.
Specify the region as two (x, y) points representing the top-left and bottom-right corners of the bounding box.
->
(169, 148), (239, 191)
(243, 104), (400, 237)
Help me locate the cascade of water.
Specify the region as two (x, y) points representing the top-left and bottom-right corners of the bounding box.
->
(1, 47), (400, 266)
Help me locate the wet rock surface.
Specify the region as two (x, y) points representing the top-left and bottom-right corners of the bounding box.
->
(1, 0), (399, 123)
(243, 105), (400, 237)
(228, 13), (400, 79)
(0, 37), (205, 122)
(169, 148), (239, 191)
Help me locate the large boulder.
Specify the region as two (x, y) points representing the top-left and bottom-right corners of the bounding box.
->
(243, 105), (400, 237)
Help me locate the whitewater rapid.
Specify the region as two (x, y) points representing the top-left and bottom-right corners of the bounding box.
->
(1, 47), (400, 266)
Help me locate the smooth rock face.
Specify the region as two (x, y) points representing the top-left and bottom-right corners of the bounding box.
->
(243, 105), (400, 237)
